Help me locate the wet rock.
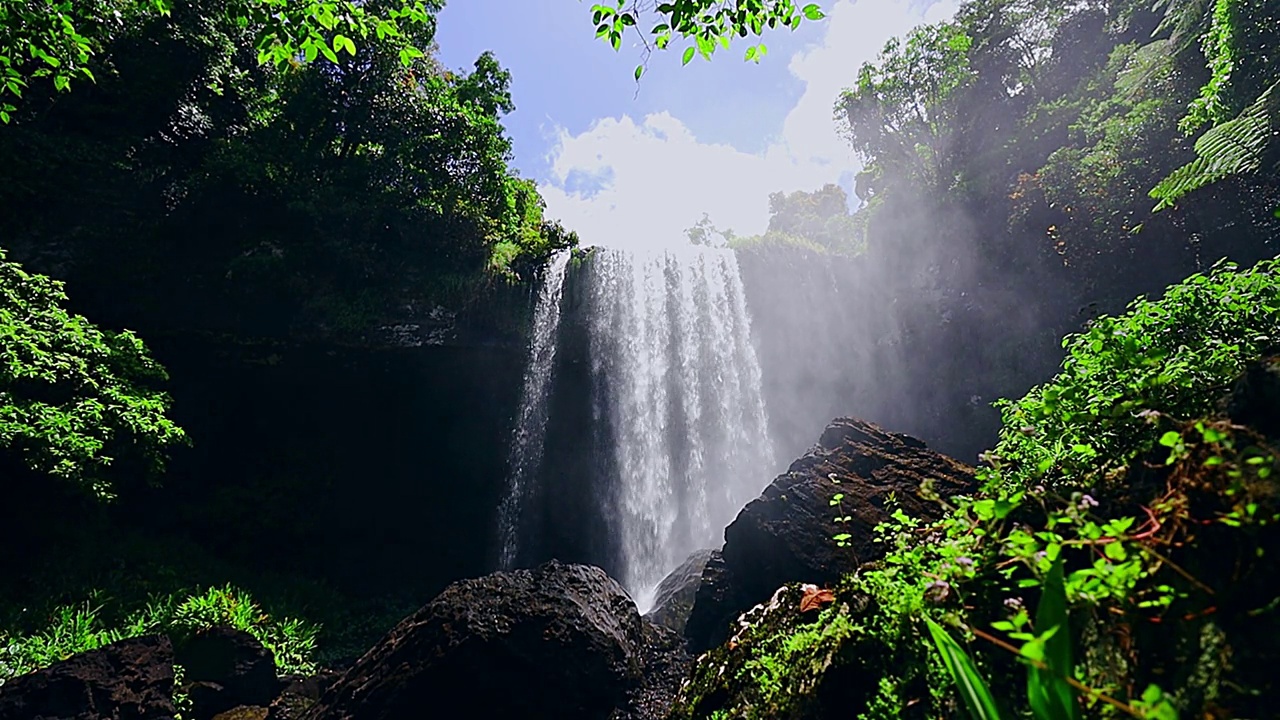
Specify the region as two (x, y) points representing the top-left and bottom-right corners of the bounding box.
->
(266, 672), (338, 720)
(685, 418), (975, 651)
(302, 560), (681, 720)
(0, 635), (176, 720)
(176, 626), (279, 720)
(644, 549), (714, 635)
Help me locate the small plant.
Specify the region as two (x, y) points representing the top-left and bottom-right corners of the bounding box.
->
(927, 557), (1180, 720)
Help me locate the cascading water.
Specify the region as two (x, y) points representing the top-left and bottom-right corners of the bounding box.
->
(585, 246), (775, 610)
(497, 250), (571, 568)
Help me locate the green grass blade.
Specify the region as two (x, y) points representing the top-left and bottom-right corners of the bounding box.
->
(1027, 555), (1079, 720)
(925, 617), (1003, 720)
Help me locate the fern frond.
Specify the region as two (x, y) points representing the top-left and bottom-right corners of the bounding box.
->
(1150, 80), (1279, 210)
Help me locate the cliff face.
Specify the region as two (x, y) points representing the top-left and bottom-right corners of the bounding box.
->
(145, 338), (527, 598)
(1, 237), (545, 611)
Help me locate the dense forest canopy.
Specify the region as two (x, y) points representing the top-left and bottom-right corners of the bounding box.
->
(685, 0), (1279, 313)
(0, 0), (582, 345)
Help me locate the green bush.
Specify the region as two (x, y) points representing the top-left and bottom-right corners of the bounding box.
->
(986, 255), (1280, 492)
(0, 249), (186, 499)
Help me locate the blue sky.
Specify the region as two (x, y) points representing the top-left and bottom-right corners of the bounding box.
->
(433, 0), (957, 248)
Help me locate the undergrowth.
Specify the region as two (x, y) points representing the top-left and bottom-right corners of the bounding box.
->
(0, 584), (320, 683)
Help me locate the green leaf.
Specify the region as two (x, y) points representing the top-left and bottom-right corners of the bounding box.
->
(1027, 556), (1078, 720)
(925, 618), (1003, 720)
(634, 64), (644, 81)
(681, 46), (695, 65)
(802, 3), (826, 20)
(1158, 431), (1181, 447)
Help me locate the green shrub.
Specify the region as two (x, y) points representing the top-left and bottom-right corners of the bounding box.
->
(985, 255), (1280, 493)
(0, 250), (186, 499)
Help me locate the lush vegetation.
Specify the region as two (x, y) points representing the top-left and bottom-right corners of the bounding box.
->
(0, 251), (185, 498)
(0, 0), (576, 344)
(0, 584), (320, 681)
(0, 0), (577, 686)
(2, 0), (1278, 718)
(675, 255), (1280, 719)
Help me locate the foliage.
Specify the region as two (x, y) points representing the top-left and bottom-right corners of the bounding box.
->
(0, 250), (186, 498)
(0, 1), (576, 341)
(838, 22), (974, 196)
(1151, 79), (1279, 210)
(761, 184), (864, 254)
(0, 584), (320, 682)
(676, 257), (1280, 718)
(985, 256), (1280, 493)
(0, 0), (438, 121)
(587, 0), (826, 79)
(705, 184), (865, 256)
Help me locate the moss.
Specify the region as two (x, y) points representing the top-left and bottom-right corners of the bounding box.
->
(669, 584), (874, 720)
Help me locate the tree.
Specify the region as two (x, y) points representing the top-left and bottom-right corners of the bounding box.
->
(587, 0), (827, 79)
(684, 213), (734, 247)
(765, 184), (862, 253)
(0, 0), (439, 122)
(0, 250), (185, 499)
(838, 22), (975, 198)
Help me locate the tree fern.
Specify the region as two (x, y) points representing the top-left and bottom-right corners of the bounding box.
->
(1149, 80), (1278, 210)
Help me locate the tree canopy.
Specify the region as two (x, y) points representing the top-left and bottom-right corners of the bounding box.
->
(0, 0), (438, 121)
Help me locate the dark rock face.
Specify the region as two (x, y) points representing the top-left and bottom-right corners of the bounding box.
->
(302, 561), (686, 720)
(644, 549), (714, 635)
(0, 635), (176, 720)
(176, 626), (279, 720)
(685, 418), (975, 651)
(1226, 354), (1280, 441)
(266, 672), (339, 720)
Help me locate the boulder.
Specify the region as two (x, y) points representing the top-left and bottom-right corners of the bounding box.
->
(176, 626), (279, 720)
(302, 560), (684, 720)
(266, 672), (339, 720)
(0, 635), (176, 720)
(644, 549), (713, 635)
(685, 418), (975, 651)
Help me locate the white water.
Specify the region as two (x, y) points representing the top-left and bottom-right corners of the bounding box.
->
(585, 246), (775, 611)
(497, 251), (571, 568)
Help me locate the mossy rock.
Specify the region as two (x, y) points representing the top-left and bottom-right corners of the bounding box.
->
(667, 583), (883, 720)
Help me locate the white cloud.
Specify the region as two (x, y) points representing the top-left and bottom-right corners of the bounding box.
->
(541, 0), (960, 250)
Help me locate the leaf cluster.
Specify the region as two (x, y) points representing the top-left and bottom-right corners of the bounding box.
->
(0, 250), (186, 499)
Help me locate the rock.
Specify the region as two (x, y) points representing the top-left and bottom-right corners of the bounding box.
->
(684, 418), (975, 652)
(266, 672), (338, 720)
(644, 549), (714, 635)
(176, 626), (279, 720)
(302, 560), (681, 720)
(0, 635), (176, 720)
(668, 583), (875, 720)
(212, 708), (269, 720)
(1226, 354), (1280, 441)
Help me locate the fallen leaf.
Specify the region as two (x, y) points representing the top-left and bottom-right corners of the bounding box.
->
(800, 586), (835, 613)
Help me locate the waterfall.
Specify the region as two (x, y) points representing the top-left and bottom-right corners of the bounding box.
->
(497, 250), (571, 568)
(585, 246), (775, 610)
